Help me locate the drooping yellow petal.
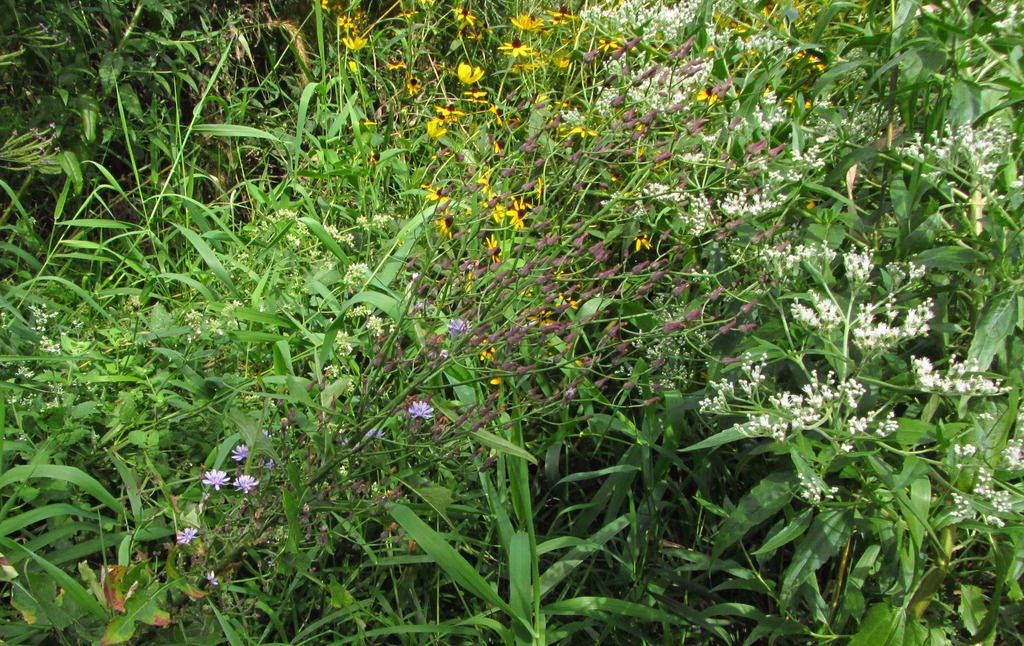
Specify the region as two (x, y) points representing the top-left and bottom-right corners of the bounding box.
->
(457, 62), (484, 84)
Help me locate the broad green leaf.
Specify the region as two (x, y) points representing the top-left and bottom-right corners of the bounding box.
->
(543, 596), (686, 624)
(849, 603), (905, 646)
(471, 429), (537, 465)
(679, 426), (750, 452)
(194, 123), (279, 140)
(968, 291), (1016, 372)
(0, 465), (123, 517)
(753, 508), (813, 557)
(714, 472), (793, 558)
(508, 532), (532, 634)
(780, 510), (852, 609)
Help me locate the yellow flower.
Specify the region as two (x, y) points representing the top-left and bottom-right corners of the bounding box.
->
(337, 15), (358, 32)
(342, 35), (367, 50)
(421, 184), (445, 202)
(564, 125), (597, 138)
(696, 88), (719, 104)
(485, 235), (501, 262)
(406, 75), (422, 94)
(480, 346), (496, 361)
(434, 104), (466, 122)
(634, 235), (652, 252)
(498, 40), (537, 58)
(491, 202), (507, 224)
(348, 60), (358, 73)
(508, 197), (531, 229)
(437, 214), (454, 238)
(489, 376), (502, 386)
(597, 38), (620, 52)
(552, 57), (571, 69)
(426, 117), (448, 139)
(457, 61), (484, 84)
(511, 14), (544, 31)
(386, 60), (407, 70)
(453, 7), (479, 27)
(546, 6), (575, 24)
(488, 104), (504, 126)
(462, 89), (489, 103)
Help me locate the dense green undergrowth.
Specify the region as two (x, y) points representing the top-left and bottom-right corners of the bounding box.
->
(2, 0), (1024, 643)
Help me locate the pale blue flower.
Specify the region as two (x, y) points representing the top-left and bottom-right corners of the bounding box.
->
(234, 474), (259, 494)
(231, 444), (250, 462)
(407, 400), (433, 421)
(176, 527), (198, 545)
(202, 469), (230, 491)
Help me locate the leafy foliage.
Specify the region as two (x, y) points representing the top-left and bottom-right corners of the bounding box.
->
(2, 0), (1023, 643)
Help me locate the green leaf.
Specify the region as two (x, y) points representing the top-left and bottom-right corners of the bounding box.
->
(389, 504), (523, 628)
(714, 472), (793, 558)
(299, 216), (347, 262)
(968, 291), (1016, 372)
(849, 603), (906, 646)
(508, 532), (532, 633)
(471, 429), (538, 465)
(193, 123), (279, 141)
(679, 426), (751, 452)
(780, 510), (852, 609)
(543, 596), (687, 624)
(753, 508), (813, 557)
(0, 464), (123, 517)
(171, 224), (237, 296)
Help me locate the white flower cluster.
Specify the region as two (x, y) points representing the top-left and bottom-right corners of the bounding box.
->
(901, 123), (1008, 185)
(580, 0), (704, 44)
(738, 32), (785, 55)
(703, 369), (867, 443)
(797, 471), (838, 504)
(912, 356), (1006, 396)
(343, 262), (370, 292)
(720, 190), (783, 219)
(844, 250), (873, 284)
(642, 184), (715, 234)
(759, 241), (837, 276)
(994, 0), (1022, 31)
(846, 409), (898, 438)
(595, 53), (711, 115)
(1004, 438), (1024, 470)
(791, 291), (844, 332)
(972, 467), (1014, 528)
(751, 90), (787, 132)
(852, 297), (933, 353)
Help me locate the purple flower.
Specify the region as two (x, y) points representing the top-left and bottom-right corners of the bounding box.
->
(407, 400), (433, 421)
(448, 318), (471, 337)
(234, 474), (259, 494)
(364, 427), (386, 440)
(206, 571), (218, 587)
(231, 444), (249, 462)
(176, 527), (198, 545)
(202, 469), (230, 491)
(263, 458), (276, 470)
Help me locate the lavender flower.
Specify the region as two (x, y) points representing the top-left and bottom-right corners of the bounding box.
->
(448, 318), (471, 337)
(176, 527), (198, 545)
(263, 458), (276, 470)
(407, 400), (434, 421)
(206, 571), (218, 586)
(234, 475), (259, 494)
(231, 444), (250, 462)
(364, 427), (386, 440)
(202, 470), (230, 491)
